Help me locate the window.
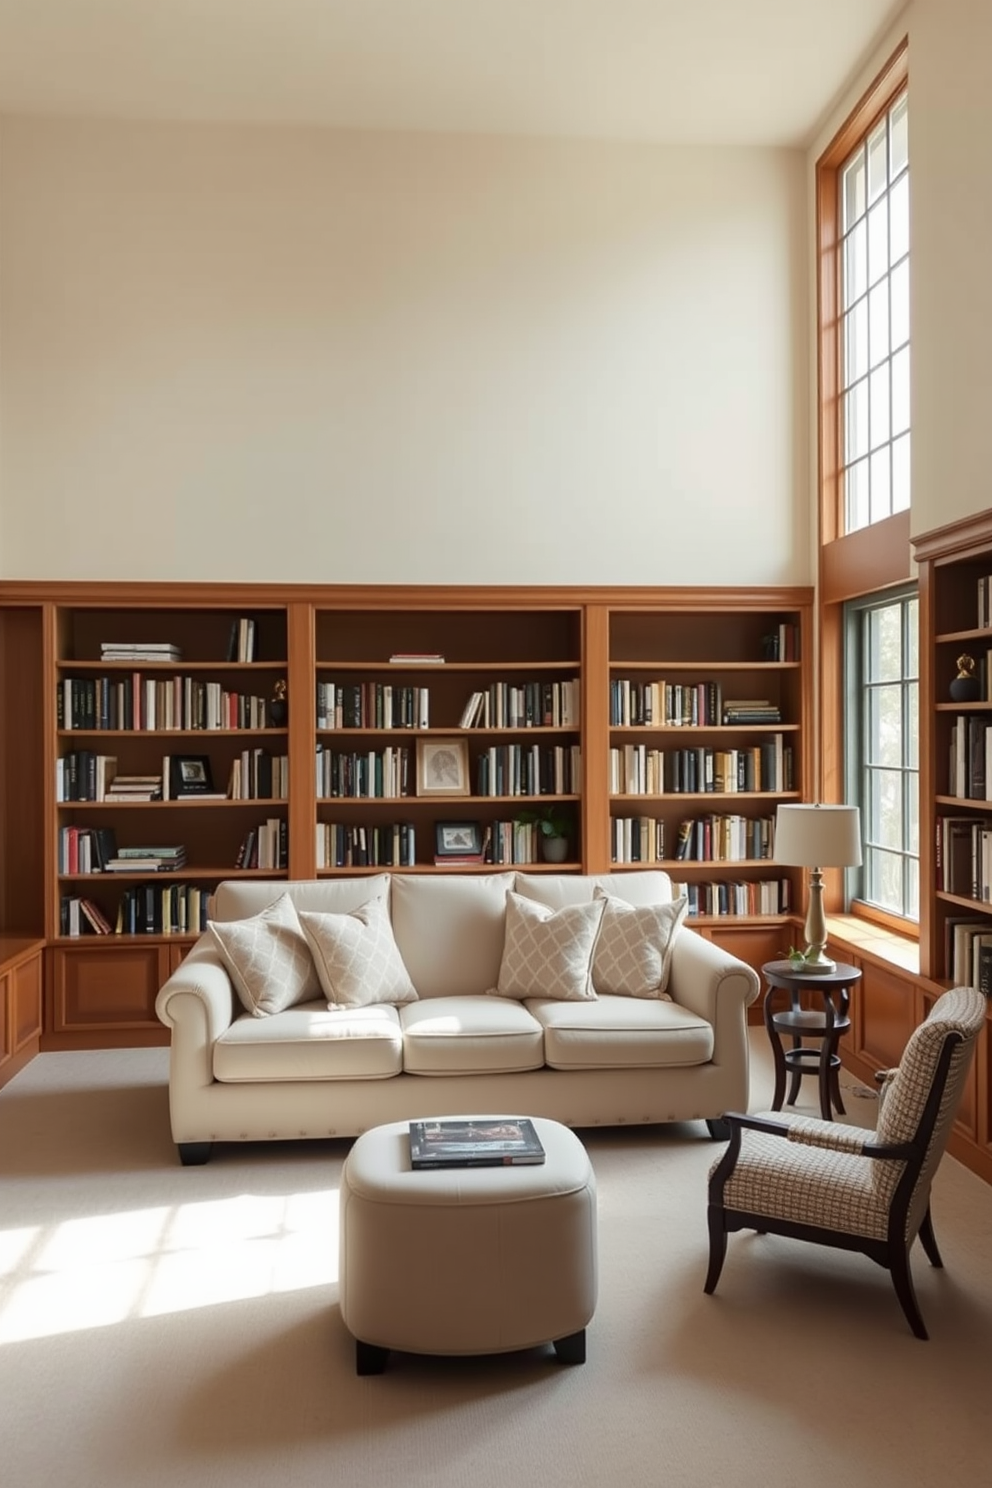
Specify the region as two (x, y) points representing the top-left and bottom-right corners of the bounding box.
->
(817, 41), (909, 544)
(839, 91), (909, 532)
(845, 587), (919, 921)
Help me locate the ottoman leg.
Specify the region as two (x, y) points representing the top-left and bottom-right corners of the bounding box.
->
(553, 1329), (586, 1365)
(355, 1340), (389, 1376)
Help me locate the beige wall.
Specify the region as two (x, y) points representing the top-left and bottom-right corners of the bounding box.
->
(0, 117), (808, 585)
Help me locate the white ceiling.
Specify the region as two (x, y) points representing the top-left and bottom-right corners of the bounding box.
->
(0, 0), (907, 148)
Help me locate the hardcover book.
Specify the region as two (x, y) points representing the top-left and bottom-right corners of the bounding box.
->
(408, 1117), (546, 1169)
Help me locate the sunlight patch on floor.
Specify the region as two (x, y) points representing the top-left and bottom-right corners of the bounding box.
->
(0, 1188), (339, 1344)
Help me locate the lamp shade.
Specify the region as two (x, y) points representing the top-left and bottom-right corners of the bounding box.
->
(773, 803), (863, 868)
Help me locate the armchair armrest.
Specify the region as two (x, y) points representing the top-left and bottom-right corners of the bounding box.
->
(155, 935), (236, 1091)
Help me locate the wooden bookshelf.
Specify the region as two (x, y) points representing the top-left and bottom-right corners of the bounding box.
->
(0, 581), (813, 1050)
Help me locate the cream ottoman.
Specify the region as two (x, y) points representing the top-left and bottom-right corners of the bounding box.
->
(339, 1115), (598, 1373)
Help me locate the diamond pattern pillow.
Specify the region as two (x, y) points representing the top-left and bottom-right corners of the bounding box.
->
(209, 893), (321, 1018)
(592, 889), (688, 999)
(298, 898), (417, 1009)
(492, 891), (604, 1002)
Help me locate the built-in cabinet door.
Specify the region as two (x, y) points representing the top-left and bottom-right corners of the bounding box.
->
(51, 943), (174, 1033)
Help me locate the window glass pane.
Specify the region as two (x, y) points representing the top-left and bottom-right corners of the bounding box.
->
(869, 771), (903, 847)
(868, 605), (902, 683)
(845, 380), (869, 463)
(843, 220), (867, 307)
(890, 259), (910, 349)
(892, 346), (910, 436)
(890, 93), (908, 179)
(846, 457), (870, 532)
(868, 119), (888, 204)
(871, 687), (903, 766)
(868, 199), (889, 286)
(843, 149), (866, 230)
(890, 172), (909, 264)
(892, 432), (911, 511)
(845, 300), (869, 384)
(869, 848), (904, 914)
(870, 446), (891, 523)
(868, 282), (890, 368)
(870, 364), (891, 449)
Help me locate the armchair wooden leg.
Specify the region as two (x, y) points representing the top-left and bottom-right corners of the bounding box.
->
(917, 1206), (943, 1268)
(890, 1248), (929, 1340)
(703, 1206), (728, 1294)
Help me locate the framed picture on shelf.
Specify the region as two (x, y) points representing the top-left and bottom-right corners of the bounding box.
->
(435, 820), (484, 858)
(170, 754), (216, 797)
(416, 737), (471, 797)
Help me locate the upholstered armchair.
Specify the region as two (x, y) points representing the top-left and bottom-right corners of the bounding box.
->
(704, 986), (987, 1339)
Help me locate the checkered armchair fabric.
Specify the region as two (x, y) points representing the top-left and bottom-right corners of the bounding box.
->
(703, 987), (987, 1339)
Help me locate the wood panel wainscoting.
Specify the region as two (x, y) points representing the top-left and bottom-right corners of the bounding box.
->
(0, 936), (44, 1090)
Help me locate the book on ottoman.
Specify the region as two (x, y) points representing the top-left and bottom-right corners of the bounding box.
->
(408, 1117), (546, 1169)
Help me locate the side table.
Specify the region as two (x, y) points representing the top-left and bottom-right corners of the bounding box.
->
(760, 959), (862, 1121)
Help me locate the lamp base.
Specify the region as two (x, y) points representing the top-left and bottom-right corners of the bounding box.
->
(798, 949), (837, 975)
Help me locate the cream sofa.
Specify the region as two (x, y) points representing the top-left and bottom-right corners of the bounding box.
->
(154, 870), (760, 1164)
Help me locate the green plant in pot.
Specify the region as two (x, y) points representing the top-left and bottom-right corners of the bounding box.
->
(516, 804), (572, 864)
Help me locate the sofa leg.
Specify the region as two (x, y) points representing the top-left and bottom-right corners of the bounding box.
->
(553, 1329), (586, 1365)
(705, 1119), (731, 1141)
(178, 1141), (213, 1166)
(356, 1340), (389, 1375)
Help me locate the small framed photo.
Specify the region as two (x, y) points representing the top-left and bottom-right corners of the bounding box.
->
(416, 737), (471, 797)
(435, 820), (483, 858)
(170, 754), (215, 797)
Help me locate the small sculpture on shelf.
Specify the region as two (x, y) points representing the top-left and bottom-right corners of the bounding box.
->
(270, 679), (288, 727)
(949, 654), (981, 703)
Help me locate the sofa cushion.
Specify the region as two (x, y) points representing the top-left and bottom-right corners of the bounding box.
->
(513, 869), (673, 909)
(214, 1002), (403, 1081)
(400, 995), (545, 1075)
(592, 888), (688, 999)
(299, 898), (417, 1009)
(525, 994), (715, 1070)
(389, 872), (515, 997)
(492, 891), (604, 1002)
(208, 892), (322, 1018)
(212, 874), (390, 921)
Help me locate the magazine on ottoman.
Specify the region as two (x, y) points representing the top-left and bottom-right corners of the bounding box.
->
(408, 1117), (546, 1169)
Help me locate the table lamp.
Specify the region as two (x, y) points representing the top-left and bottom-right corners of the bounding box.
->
(773, 803), (863, 973)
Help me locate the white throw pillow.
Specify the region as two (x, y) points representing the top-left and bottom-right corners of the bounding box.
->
(298, 898), (418, 1009)
(592, 888), (688, 999)
(492, 891), (604, 1002)
(209, 892), (322, 1018)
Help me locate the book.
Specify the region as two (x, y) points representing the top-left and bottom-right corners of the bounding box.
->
(389, 653), (445, 664)
(408, 1117), (546, 1168)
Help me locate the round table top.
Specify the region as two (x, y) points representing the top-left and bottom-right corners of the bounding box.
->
(761, 959), (862, 989)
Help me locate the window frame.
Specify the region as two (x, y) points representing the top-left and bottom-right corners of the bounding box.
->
(844, 584), (919, 928)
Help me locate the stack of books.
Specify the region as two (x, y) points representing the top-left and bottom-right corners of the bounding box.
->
(104, 845), (187, 872)
(100, 641), (182, 663)
(721, 699), (782, 724)
(105, 774), (163, 801)
(388, 652), (445, 664)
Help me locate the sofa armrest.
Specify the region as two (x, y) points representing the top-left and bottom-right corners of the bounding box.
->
(155, 936), (236, 1089)
(667, 926), (760, 1069)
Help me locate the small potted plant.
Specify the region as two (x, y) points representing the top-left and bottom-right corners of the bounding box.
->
(516, 804), (572, 864)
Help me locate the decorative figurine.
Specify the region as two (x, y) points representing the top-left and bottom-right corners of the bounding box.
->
(950, 654), (981, 703)
(270, 678), (288, 726)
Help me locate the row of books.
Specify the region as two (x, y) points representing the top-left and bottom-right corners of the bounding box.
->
(475, 744), (581, 798)
(671, 814), (776, 863)
(58, 676), (273, 732)
(481, 821), (559, 865)
(760, 624), (801, 662)
(945, 916), (992, 991)
(458, 680), (580, 730)
(609, 738), (794, 795)
(227, 750), (289, 801)
(670, 878), (793, 917)
(60, 884), (211, 937)
(236, 818), (287, 870)
(315, 822), (417, 869)
(948, 715), (992, 801)
(935, 815), (992, 900)
(316, 682), (430, 731)
(316, 745), (412, 800)
(57, 828), (186, 874)
(610, 679), (724, 728)
(611, 816), (666, 864)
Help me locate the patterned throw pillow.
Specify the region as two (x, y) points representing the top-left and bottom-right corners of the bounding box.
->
(209, 893), (322, 1018)
(298, 898), (418, 1009)
(492, 891), (604, 1002)
(592, 889), (688, 999)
